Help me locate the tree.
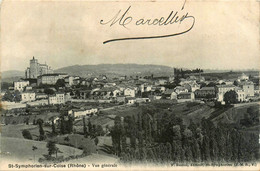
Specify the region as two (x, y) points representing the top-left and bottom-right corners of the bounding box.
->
(200, 82), (207, 88)
(192, 138), (201, 162)
(24, 117), (29, 125)
(224, 90), (238, 105)
(233, 80), (239, 86)
(96, 125), (105, 136)
(94, 137), (99, 146)
(46, 141), (57, 157)
(3, 91), (14, 102)
(165, 142), (172, 161)
(37, 119), (45, 141)
(88, 119), (93, 134)
(184, 145), (193, 162)
(111, 116), (123, 156)
(33, 119), (36, 125)
(13, 90), (21, 102)
(174, 75), (181, 86)
(83, 117), (87, 137)
(188, 119), (197, 135)
(67, 115), (74, 134)
(121, 125), (127, 153)
(1, 82), (13, 90)
(60, 116), (65, 134)
(202, 135), (211, 162)
(22, 129), (33, 140)
(44, 88), (55, 95)
(51, 120), (56, 134)
(55, 79), (65, 89)
(147, 148), (156, 162)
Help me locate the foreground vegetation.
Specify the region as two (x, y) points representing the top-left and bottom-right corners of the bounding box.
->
(108, 105), (259, 164)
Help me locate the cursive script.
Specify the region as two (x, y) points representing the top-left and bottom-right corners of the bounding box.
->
(100, 1), (195, 44)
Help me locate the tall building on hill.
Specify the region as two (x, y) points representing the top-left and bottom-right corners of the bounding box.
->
(25, 56), (53, 79)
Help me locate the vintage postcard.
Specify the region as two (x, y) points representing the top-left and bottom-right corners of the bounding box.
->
(0, 0), (259, 170)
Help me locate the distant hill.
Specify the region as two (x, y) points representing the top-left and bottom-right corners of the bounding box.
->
(2, 65), (258, 82)
(1, 70), (24, 83)
(1, 70), (24, 79)
(55, 64), (175, 77)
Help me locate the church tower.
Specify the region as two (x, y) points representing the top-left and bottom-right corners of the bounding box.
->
(29, 56), (39, 78)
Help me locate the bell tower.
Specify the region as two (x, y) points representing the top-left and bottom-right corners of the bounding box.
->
(29, 56), (39, 78)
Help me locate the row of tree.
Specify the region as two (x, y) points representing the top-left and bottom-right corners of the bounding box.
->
(174, 68), (203, 78)
(83, 117), (105, 138)
(110, 107), (258, 163)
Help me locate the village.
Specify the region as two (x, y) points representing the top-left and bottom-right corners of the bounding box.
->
(1, 57), (260, 164)
(2, 57), (259, 115)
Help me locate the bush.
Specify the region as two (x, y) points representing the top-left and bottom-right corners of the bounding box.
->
(22, 129), (33, 140)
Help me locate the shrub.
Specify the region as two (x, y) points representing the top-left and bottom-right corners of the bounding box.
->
(22, 129), (33, 140)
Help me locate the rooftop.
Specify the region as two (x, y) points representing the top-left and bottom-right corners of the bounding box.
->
(239, 81), (254, 86)
(200, 87), (215, 91)
(216, 84), (236, 88)
(178, 92), (193, 95)
(40, 73), (68, 77)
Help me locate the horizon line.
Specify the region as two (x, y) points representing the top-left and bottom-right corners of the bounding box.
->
(1, 63), (260, 73)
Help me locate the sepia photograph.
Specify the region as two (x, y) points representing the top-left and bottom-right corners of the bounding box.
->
(0, 0), (259, 170)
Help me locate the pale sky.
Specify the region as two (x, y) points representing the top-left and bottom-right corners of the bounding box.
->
(1, 0), (259, 72)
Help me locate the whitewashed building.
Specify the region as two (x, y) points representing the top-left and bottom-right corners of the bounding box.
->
(14, 80), (29, 91)
(124, 88), (135, 97)
(68, 108), (98, 118)
(21, 91), (36, 102)
(235, 87), (246, 102)
(216, 85), (236, 102)
(48, 92), (65, 105)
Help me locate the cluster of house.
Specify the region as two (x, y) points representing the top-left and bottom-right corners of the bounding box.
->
(44, 106), (99, 124)
(18, 87), (71, 105)
(11, 72), (258, 107)
(9, 70), (259, 104)
(4, 57), (259, 107)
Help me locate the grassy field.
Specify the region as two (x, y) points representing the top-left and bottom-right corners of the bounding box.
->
(0, 137), (83, 163)
(211, 103), (259, 125)
(1, 124), (37, 139)
(51, 134), (97, 154)
(64, 153), (118, 164)
(1, 124), (53, 140)
(1, 125), (117, 164)
(95, 101), (218, 126)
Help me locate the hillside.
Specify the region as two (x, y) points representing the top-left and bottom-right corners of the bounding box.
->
(1, 70), (24, 78)
(55, 64), (175, 77)
(1, 70), (24, 83)
(0, 137), (82, 163)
